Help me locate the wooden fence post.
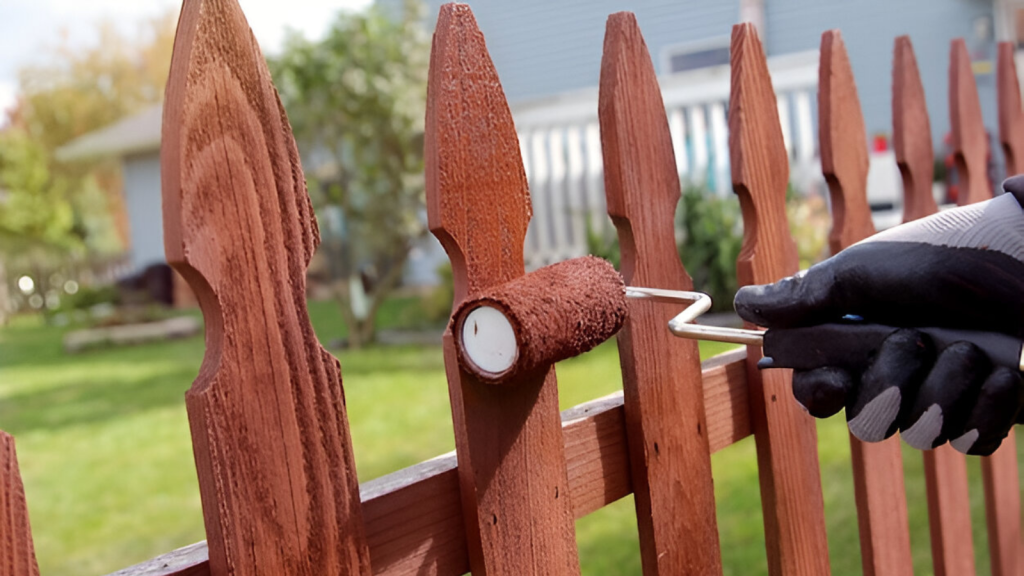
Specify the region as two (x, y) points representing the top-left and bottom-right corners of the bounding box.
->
(598, 13), (722, 575)
(820, 31), (876, 253)
(161, 0), (371, 573)
(819, 30), (913, 576)
(1, 432), (39, 576)
(984, 41), (1024, 576)
(894, 36), (977, 576)
(893, 36), (939, 223)
(951, 36), (1022, 576)
(950, 39), (993, 205)
(729, 23), (830, 576)
(998, 42), (1024, 175)
(425, 5), (580, 575)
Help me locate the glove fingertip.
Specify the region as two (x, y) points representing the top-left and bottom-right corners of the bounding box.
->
(793, 367), (851, 418)
(848, 386), (902, 443)
(950, 429), (979, 454)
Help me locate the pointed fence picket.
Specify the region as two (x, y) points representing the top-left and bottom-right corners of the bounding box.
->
(511, 49), (820, 269)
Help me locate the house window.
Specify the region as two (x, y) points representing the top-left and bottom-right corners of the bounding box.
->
(663, 38), (731, 74)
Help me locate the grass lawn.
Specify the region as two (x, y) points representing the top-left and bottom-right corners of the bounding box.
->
(1, 297), (1021, 575)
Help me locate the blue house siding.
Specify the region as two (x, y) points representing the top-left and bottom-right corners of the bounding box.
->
(766, 0), (997, 152)
(420, 0), (739, 102)
(121, 151), (166, 272)
(418, 0), (999, 155)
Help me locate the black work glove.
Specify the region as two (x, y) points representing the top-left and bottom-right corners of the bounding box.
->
(733, 177), (1024, 456)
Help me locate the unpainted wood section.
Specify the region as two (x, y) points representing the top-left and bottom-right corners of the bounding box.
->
(892, 36), (938, 222)
(598, 12), (722, 575)
(819, 30), (876, 254)
(0, 432), (39, 576)
(161, 1), (369, 573)
(998, 42), (1024, 175)
(424, 5), (578, 574)
(106, 350), (751, 576)
(819, 30), (913, 576)
(949, 38), (992, 205)
(729, 23), (830, 576)
(894, 90), (978, 574)
(923, 446), (976, 576)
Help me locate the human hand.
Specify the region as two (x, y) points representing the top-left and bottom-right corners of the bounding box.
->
(733, 177), (1024, 455)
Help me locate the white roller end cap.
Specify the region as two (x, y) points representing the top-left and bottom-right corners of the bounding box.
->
(460, 305), (518, 375)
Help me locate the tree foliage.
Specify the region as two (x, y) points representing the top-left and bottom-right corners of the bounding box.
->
(269, 0), (430, 347)
(12, 14), (175, 156)
(2, 11), (176, 260)
(0, 130), (74, 249)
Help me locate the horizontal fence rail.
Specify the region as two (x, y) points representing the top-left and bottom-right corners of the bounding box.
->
(110, 350), (750, 576)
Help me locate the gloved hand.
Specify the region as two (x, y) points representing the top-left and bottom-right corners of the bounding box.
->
(733, 176), (1024, 456)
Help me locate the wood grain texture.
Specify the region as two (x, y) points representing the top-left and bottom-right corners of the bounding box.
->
(998, 42), (1024, 175)
(892, 36), (938, 222)
(161, 0), (370, 573)
(819, 30), (913, 576)
(895, 80), (978, 576)
(424, 5), (579, 574)
(0, 432), (39, 576)
(107, 350), (751, 576)
(949, 38), (992, 205)
(819, 30), (876, 254)
(598, 12), (722, 575)
(729, 23), (830, 576)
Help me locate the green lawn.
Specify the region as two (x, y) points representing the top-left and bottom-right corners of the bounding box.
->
(0, 299), (1020, 575)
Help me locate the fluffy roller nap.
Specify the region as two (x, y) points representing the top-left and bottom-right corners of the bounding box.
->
(453, 256), (627, 383)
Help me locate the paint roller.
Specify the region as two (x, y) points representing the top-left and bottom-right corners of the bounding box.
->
(452, 256), (1024, 384)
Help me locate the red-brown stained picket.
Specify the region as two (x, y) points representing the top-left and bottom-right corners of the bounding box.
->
(998, 42), (1024, 174)
(425, 4), (580, 575)
(161, 0), (370, 573)
(730, 22), (830, 576)
(893, 36), (939, 222)
(599, 12), (722, 575)
(894, 38), (977, 576)
(984, 40), (1024, 576)
(819, 29), (913, 576)
(949, 38), (992, 205)
(1, 432), (39, 576)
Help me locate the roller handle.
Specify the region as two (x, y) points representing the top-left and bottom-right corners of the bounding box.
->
(762, 323), (1024, 373)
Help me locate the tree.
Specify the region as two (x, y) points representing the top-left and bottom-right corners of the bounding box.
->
(0, 130), (75, 250)
(269, 0), (430, 348)
(0, 12), (176, 320)
(13, 13), (175, 153)
(6, 11), (177, 256)
(0, 128), (90, 323)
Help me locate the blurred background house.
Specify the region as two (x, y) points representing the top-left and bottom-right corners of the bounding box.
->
(48, 0), (1024, 297)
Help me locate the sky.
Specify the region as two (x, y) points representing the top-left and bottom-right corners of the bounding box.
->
(0, 0), (375, 122)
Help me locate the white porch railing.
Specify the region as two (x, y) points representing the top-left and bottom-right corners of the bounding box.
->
(512, 50), (821, 269)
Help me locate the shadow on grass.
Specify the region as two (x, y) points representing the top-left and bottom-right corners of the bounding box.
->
(0, 314), (450, 437)
(0, 361), (199, 436)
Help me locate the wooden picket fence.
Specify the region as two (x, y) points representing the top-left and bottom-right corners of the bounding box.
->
(2, 1), (1023, 575)
(511, 48), (821, 268)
